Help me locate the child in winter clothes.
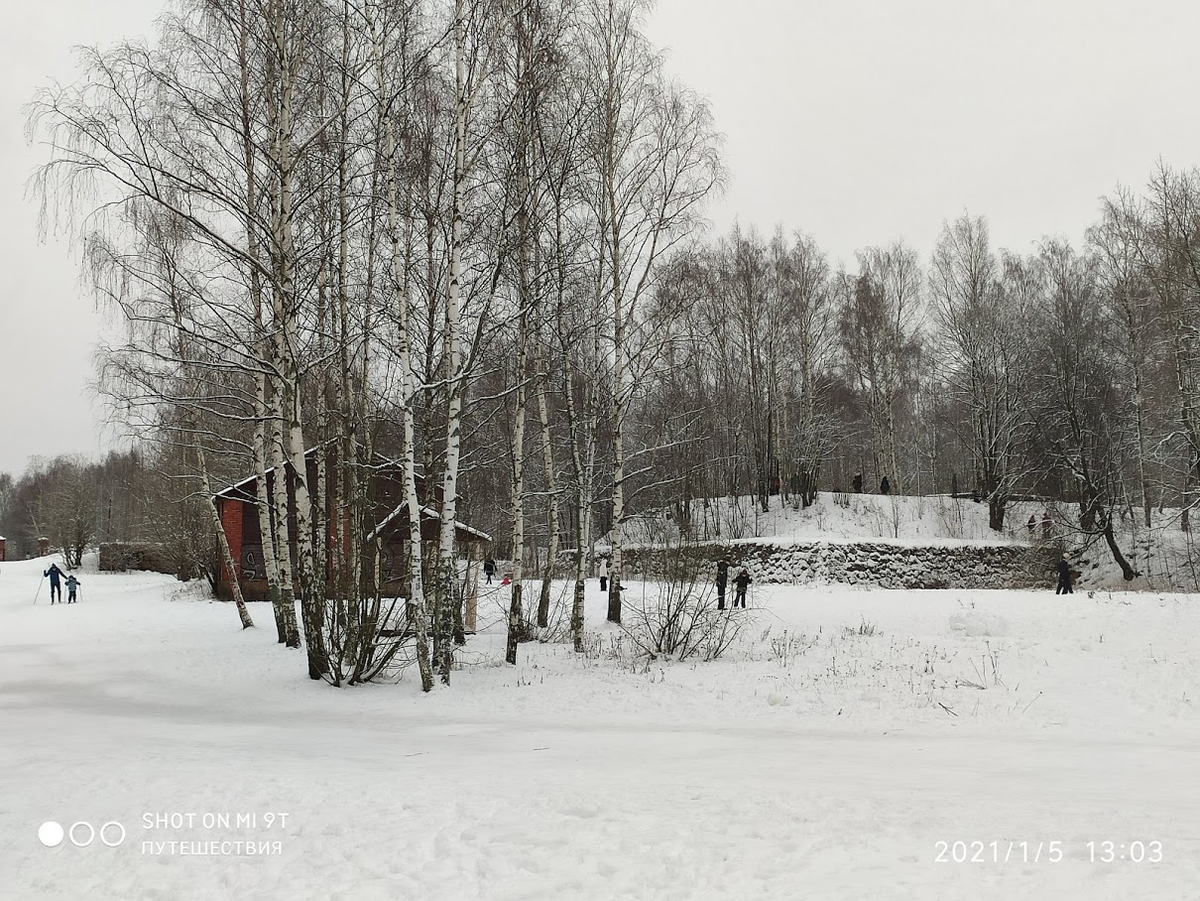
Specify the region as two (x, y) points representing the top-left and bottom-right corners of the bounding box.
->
(733, 568), (752, 608)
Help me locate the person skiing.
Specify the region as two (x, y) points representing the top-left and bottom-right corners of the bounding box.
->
(65, 574), (81, 604)
(880, 475), (891, 495)
(44, 563), (66, 604)
(483, 558), (496, 585)
(733, 567), (752, 609)
(1027, 514), (1037, 536)
(1041, 511), (1052, 540)
(599, 557), (609, 592)
(1055, 554), (1074, 595)
(715, 559), (729, 610)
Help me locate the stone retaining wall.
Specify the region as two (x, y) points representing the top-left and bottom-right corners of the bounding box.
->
(99, 542), (181, 577)
(615, 541), (1060, 590)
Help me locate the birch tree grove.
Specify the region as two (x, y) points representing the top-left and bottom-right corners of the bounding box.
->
(46, 0), (1200, 678)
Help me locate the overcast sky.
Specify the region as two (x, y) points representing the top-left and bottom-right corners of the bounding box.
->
(4, 0), (1200, 477)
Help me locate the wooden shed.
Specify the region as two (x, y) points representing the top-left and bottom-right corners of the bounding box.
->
(213, 447), (490, 616)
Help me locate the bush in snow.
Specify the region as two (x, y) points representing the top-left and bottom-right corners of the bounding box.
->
(620, 540), (752, 662)
(843, 617), (878, 637)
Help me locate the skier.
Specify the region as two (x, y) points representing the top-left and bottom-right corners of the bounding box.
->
(599, 557), (609, 592)
(1055, 554), (1074, 595)
(880, 475), (891, 495)
(65, 574), (81, 604)
(1041, 511), (1052, 540)
(44, 563), (66, 605)
(483, 558), (496, 585)
(1027, 514), (1037, 536)
(733, 567), (752, 609)
(715, 559), (729, 610)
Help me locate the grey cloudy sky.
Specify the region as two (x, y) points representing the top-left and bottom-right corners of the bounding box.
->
(3, 0), (1199, 477)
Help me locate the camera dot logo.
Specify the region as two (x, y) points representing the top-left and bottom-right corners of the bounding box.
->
(38, 820), (126, 848)
(38, 822), (65, 848)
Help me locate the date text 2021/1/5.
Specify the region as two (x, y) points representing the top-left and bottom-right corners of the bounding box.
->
(934, 840), (1164, 864)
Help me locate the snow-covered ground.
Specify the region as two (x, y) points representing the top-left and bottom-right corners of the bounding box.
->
(2, 553), (1199, 900)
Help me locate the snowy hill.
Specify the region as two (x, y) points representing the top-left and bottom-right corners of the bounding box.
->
(619, 493), (1015, 545)
(612, 492), (1200, 591)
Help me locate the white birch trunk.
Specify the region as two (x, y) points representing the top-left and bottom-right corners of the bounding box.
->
(376, 11), (434, 692)
(506, 303), (529, 665)
(435, 0), (468, 683)
(535, 339), (560, 629)
(237, 0), (291, 645)
(198, 444), (254, 629)
(606, 201), (625, 623)
(254, 369), (296, 645)
(271, 0), (327, 680)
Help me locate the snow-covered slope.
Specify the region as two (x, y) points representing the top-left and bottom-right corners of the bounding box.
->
(618, 493), (1008, 545)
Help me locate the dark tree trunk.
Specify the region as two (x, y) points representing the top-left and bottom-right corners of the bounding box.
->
(505, 581), (522, 664)
(1101, 519), (1138, 581)
(988, 494), (1006, 532)
(607, 578), (621, 624)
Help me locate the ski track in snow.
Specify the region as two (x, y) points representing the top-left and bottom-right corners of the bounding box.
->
(1, 554), (1199, 900)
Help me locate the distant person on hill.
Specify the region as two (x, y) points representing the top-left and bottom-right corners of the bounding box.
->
(599, 557), (609, 592)
(1041, 511), (1052, 539)
(44, 563), (65, 604)
(1027, 514), (1037, 536)
(733, 567), (752, 608)
(715, 559), (729, 610)
(880, 475), (891, 495)
(483, 558), (496, 585)
(852, 474), (863, 493)
(65, 574), (81, 604)
(1055, 555), (1074, 594)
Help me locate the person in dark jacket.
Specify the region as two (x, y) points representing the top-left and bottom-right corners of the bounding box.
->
(65, 574), (81, 603)
(1055, 555), (1073, 594)
(483, 558), (496, 585)
(880, 476), (891, 495)
(44, 563), (65, 604)
(733, 568), (752, 608)
(715, 560), (729, 610)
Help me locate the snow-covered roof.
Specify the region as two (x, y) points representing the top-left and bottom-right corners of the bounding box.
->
(368, 503), (491, 543)
(214, 443), (423, 501)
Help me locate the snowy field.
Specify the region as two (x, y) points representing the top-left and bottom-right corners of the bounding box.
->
(2, 554), (1200, 900)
